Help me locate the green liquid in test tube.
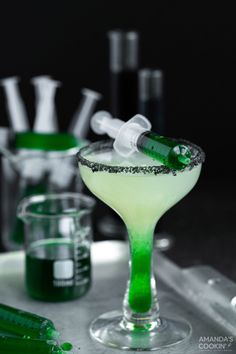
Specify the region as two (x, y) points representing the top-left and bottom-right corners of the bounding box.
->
(91, 111), (191, 170)
(0, 336), (66, 354)
(0, 304), (59, 340)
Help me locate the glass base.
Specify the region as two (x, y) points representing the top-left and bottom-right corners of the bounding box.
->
(90, 310), (191, 351)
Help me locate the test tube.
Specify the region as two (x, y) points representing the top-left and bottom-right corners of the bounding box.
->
(138, 69), (164, 135)
(0, 336), (66, 354)
(108, 30), (139, 120)
(0, 303), (59, 340)
(0, 77), (29, 132)
(68, 88), (102, 139)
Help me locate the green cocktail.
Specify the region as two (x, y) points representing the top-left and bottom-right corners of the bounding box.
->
(78, 139), (204, 350)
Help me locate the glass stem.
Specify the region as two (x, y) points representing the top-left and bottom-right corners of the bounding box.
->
(123, 226), (161, 330)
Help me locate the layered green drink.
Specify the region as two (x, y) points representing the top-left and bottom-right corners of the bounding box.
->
(78, 139), (204, 350)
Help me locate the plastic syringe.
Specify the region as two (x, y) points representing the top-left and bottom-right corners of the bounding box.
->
(0, 336), (67, 354)
(68, 88), (102, 139)
(0, 303), (59, 340)
(91, 111), (192, 170)
(0, 77), (29, 132)
(22, 76), (61, 182)
(48, 88), (102, 188)
(31, 76), (61, 133)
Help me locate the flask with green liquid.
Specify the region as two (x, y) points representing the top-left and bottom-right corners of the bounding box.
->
(17, 193), (94, 302)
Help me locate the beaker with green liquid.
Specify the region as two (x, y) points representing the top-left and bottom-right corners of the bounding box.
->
(17, 192), (95, 302)
(0, 132), (86, 251)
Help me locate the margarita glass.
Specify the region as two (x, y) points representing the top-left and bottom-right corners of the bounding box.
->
(78, 139), (204, 351)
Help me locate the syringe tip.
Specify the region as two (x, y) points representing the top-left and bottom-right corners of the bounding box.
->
(46, 327), (60, 340)
(177, 154), (191, 166)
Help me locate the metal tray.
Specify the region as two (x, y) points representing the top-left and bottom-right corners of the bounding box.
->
(0, 241), (235, 353)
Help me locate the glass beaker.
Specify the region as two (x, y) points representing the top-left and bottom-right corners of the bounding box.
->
(0, 133), (86, 251)
(17, 192), (95, 302)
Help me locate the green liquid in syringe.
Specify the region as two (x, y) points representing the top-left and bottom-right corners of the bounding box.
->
(0, 336), (66, 354)
(137, 131), (192, 170)
(90, 111), (192, 170)
(0, 303), (59, 340)
(26, 240), (91, 301)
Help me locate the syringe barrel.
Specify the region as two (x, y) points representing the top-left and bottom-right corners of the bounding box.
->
(68, 88), (102, 138)
(1, 77), (29, 132)
(0, 336), (63, 354)
(137, 132), (191, 170)
(0, 304), (59, 340)
(32, 77), (60, 133)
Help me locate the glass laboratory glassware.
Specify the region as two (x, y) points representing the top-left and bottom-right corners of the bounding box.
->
(138, 69), (164, 134)
(17, 192), (95, 302)
(0, 132), (86, 251)
(78, 140), (205, 351)
(108, 30), (139, 119)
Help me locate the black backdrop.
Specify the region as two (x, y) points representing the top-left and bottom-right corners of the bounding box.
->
(1, 2), (236, 276)
(0, 1), (236, 180)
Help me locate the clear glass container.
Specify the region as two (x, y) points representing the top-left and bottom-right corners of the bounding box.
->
(1, 147), (83, 251)
(17, 192), (95, 302)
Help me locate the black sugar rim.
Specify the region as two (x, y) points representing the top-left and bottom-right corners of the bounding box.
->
(77, 139), (205, 175)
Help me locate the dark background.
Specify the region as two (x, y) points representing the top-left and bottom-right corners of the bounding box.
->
(0, 2), (236, 277)
(1, 1), (236, 179)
